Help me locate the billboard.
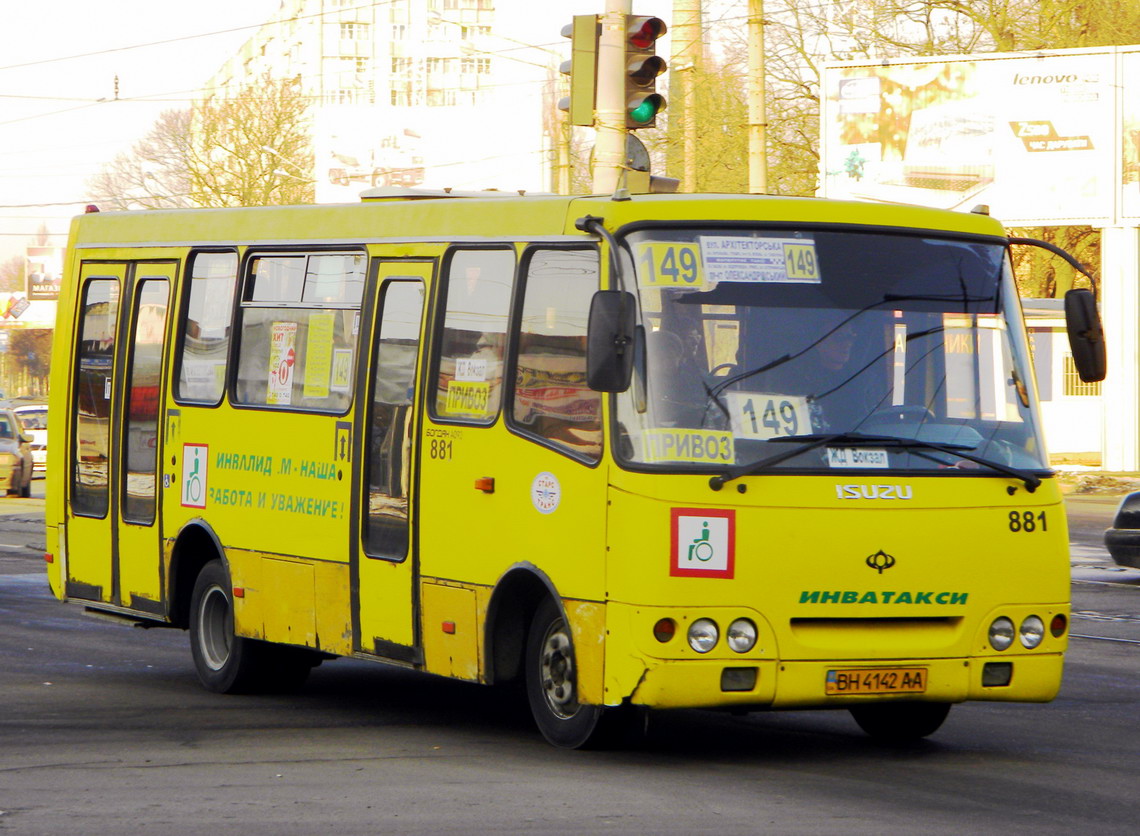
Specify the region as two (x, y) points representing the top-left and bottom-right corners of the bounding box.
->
(821, 46), (1140, 226)
(26, 246), (62, 301)
(1122, 51), (1140, 219)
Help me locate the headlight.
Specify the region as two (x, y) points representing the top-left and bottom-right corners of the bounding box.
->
(1019, 615), (1045, 649)
(989, 616), (1015, 651)
(687, 618), (719, 653)
(0, 452), (15, 466)
(725, 618), (757, 653)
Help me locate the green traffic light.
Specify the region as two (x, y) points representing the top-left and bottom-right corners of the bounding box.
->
(628, 94), (665, 125)
(630, 101), (656, 124)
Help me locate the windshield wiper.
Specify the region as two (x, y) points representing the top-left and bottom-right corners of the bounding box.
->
(708, 432), (1042, 492)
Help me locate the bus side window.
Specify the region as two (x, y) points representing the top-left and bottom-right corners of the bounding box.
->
(511, 248), (601, 461)
(234, 252), (365, 412)
(72, 278), (120, 517)
(433, 248), (515, 423)
(123, 279), (170, 525)
(176, 251), (238, 404)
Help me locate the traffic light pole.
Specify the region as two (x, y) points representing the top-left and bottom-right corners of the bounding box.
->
(592, 0), (632, 194)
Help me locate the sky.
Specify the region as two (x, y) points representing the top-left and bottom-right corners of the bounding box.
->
(0, 0), (676, 265)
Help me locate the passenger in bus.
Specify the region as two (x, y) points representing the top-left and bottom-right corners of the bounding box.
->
(646, 328), (707, 428)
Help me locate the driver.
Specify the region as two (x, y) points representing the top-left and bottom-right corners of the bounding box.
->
(766, 312), (876, 433)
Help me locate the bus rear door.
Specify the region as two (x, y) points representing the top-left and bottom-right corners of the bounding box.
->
(66, 260), (174, 615)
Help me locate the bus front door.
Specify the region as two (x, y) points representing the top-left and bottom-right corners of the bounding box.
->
(353, 262), (430, 661)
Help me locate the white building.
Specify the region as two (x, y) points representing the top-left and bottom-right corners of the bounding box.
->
(1024, 300), (1104, 465)
(205, 0), (547, 200)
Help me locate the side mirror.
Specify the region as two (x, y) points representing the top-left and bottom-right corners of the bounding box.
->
(19, 433), (32, 445)
(1064, 288), (1106, 383)
(586, 290), (636, 392)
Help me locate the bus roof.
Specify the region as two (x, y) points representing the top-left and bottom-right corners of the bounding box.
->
(67, 193), (1007, 251)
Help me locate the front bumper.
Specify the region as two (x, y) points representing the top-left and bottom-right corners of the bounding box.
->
(624, 653), (1063, 709)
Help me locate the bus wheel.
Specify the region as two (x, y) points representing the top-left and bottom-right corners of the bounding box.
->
(189, 560), (264, 694)
(849, 702), (951, 742)
(525, 598), (605, 748)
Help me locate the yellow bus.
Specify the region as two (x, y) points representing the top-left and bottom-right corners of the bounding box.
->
(45, 190), (1104, 747)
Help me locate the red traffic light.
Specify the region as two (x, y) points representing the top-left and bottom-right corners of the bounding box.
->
(628, 16), (667, 49)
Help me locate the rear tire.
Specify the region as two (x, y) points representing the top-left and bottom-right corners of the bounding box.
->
(189, 560), (261, 693)
(189, 560), (315, 694)
(849, 702), (951, 742)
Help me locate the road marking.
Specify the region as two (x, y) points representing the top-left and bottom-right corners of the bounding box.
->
(1071, 633), (1140, 645)
(1074, 579), (1140, 589)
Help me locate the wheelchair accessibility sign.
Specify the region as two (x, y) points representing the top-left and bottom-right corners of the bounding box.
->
(670, 508), (735, 578)
(182, 443), (208, 508)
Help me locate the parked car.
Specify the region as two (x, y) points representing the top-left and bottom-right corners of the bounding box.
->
(0, 406), (33, 497)
(8, 399), (47, 475)
(1104, 492), (1140, 569)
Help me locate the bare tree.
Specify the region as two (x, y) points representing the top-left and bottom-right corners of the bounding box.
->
(88, 73), (314, 209)
(88, 109), (195, 210)
(0, 255), (25, 294)
(658, 57), (748, 193)
(186, 74), (314, 207)
(8, 329), (52, 382)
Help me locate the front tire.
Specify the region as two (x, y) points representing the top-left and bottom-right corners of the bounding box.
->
(526, 598), (607, 748)
(849, 702), (951, 742)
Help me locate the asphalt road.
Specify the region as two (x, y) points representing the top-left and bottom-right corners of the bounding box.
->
(1, 488), (1137, 835)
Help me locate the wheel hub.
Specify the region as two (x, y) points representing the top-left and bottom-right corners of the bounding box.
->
(540, 624), (579, 718)
(198, 584), (233, 671)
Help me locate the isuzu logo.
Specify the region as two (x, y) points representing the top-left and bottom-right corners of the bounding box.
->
(835, 484), (913, 500)
(865, 550), (896, 574)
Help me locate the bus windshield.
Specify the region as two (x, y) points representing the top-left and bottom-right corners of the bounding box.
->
(616, 226), (1048, 476)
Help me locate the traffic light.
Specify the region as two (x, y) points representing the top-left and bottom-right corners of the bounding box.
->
(559, 15), (599, 127)
(623, 15), (667, 129)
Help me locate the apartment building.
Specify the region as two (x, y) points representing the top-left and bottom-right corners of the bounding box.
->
(205, 0), (544, 199)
